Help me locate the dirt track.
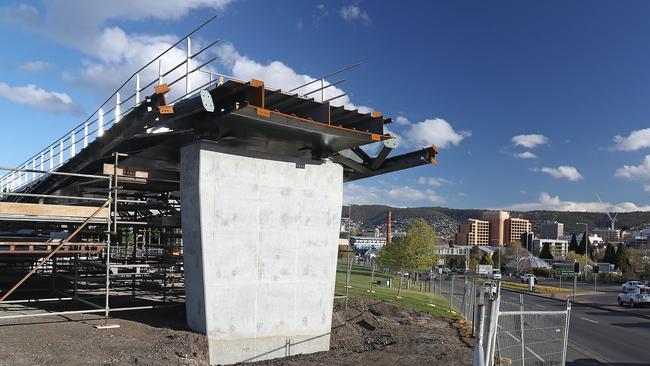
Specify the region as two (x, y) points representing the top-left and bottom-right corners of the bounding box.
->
(0, 298), (472, 365)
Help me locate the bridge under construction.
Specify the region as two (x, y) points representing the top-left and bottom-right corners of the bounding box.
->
(0, 16), (438, 365)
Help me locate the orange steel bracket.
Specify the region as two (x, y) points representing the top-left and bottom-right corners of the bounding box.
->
(249, 79), (265, 108)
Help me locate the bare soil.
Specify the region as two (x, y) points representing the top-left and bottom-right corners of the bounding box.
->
(0, 299), (472, 366)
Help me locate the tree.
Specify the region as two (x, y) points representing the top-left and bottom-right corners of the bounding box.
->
(539, 243), (554, 259)
(568, 234), (578, 253)
(480, 252), (494, 266)
(577, 234), (591, 256)
(615, 243), (629, 272)
(603, 244), (616, 265)
(469, 245), (481, 272)
(376, 219), (438, 271)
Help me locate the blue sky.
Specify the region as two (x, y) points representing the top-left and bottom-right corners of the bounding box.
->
(1, 0), (650, 211)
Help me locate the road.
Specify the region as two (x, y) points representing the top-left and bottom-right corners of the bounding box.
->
(441, 276), (650, 365)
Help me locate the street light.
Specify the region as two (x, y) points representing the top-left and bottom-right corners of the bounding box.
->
(576, 222), (588, 277)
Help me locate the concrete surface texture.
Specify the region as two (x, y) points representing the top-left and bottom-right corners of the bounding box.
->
(180, 141), (343, 365)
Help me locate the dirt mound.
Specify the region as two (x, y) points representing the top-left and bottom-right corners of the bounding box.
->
(248, 298), (473, 365)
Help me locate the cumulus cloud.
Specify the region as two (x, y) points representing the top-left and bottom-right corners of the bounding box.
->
(615, 156), (650, 192)
(532, 166), (583, 181)
(343, 183), (445, 206)
(512, 151), (537, 159)
(340, 5), (371, 25)
(395, 115), (410, 125)
(418, 176), (452, 186)
(512, 134), (548, 148)
(613, 128), (650, 151)
(0, 82), (79, 114)
(404, 118), (471, 148)
(506, 192), (650, 212)
(18, 60), (54, 73)
(215, 42), (373, 112)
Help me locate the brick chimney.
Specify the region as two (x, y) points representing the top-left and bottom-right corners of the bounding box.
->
(387, 211), (392, 244)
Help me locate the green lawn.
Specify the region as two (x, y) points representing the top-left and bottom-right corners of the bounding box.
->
(334, 260), (453, 318)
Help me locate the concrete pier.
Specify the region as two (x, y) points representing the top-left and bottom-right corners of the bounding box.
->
(180, 141), (342, 365)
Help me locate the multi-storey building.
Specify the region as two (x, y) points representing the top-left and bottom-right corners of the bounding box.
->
(504, 217), (532, 244)
(483, 210), (509, 246)
(456, 219), (490, 246)
(532, 238), (568, 258)
(592, 228), (620, 243)
(539, 221), (564, 240)
(349, 236), (387, 254)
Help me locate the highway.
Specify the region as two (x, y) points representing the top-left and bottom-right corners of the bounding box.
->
(441, 277), (650, 365)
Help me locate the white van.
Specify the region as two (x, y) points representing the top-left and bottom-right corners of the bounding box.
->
(491, 269), (502, 280)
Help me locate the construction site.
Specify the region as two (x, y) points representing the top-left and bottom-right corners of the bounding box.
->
(0, 16), (447, 366)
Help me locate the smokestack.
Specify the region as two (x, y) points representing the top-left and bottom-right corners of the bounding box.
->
(387, 211), (392, 244)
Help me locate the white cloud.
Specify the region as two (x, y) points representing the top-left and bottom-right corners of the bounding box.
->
(512, 134), (548, 148)
(215, 42), (373, 112)
(513, 151), (537, 159)
(418, 176), (451, 186)
(404, 118), (471, 148)
(613, 128), (650, 151)
(19, 60), (54, 73)
(615, 155), (650, 192)
(0, 82), (79, 113)
(343, 183), (445, 206)
(506, 192), (650, 212)
(395, 115), (410, 125)
(532, 166), (583, 181)
(340, 5), (371, 25)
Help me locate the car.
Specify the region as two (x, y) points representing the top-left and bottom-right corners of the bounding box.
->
(618, 286), (650, 307)
(622, 281), (644, 292)
(491, 269), (502, 280)
(442, 268), (452, 275)
(520, 274), (537, 284)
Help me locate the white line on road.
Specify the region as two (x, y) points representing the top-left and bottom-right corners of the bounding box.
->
(534, 304), (546, 309)
(580, 317), (599, 324)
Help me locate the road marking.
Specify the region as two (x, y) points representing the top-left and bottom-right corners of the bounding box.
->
(580, 317), (599, 324)
(526, 346), (545, 362)
(534, 304), (546, 309)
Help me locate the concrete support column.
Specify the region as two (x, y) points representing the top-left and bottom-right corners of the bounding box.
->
(180, 141), (342, 365)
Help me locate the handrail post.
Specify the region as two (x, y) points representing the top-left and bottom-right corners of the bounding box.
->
(115, 92), (121, 123)
(135, 73), (141, 105)
(186, 37), (191, 95)
(158, 59), (163, 85)
(98, 109), (104, 137)
(49, 146), (54, 171)
(71, 132), (76, 157)
(58, 140), (64, 166)
(83, 123), (89, 148)
(31, 158), (36, 181)
(40, 153), (44, 178)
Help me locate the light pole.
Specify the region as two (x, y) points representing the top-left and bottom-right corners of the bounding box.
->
(577, 222), (588, 280)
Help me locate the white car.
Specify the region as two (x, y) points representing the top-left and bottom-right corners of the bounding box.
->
(520, 274), (537, 284)
(622, 281), (644, 292)
(618, 286), (650, 307)
(491, 269), (502, 280)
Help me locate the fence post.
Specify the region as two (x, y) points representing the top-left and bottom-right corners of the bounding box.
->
(485, 281), (501, 366)
(49, 146), (54, 171)
(519, 294), (525, 365)
(40, 153), (44, 177)
(31, 158), (36, 181)
(474, 291), (486, 366)
(561, 300), (572, 366)
(451, 275), (455, 310)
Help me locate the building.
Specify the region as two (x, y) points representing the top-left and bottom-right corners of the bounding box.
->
(532, 238), (568, 259)
(592, 228), (620, 243)
(539, 221), (564, 240)
(504, 217), (532, 244)
(349, 236), (387, 254)
(624, 226), (650, 249)
(576, 233), (604, 248)
(483, 211), (509, 246)
(456, 219), (490, 246)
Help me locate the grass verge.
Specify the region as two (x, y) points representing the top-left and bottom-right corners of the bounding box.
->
(334, 260), (453, 318)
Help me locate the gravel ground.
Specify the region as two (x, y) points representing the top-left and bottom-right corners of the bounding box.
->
(0, 299), (472, 366)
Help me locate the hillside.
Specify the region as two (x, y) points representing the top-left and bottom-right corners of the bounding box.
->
(347, 205), (650, 240)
